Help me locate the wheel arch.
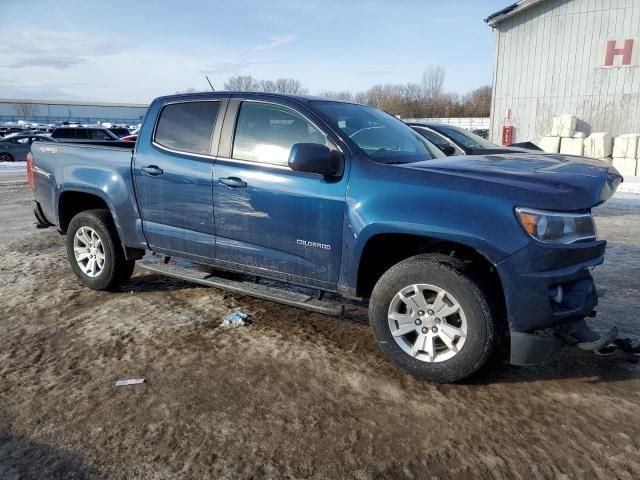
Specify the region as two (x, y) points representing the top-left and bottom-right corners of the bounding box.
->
(57, 189), (116, 233)
(57, 189), (145, 261)
(354, 232), (507, 325)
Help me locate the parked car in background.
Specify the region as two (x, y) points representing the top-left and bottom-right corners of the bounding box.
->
(471, 128), (489, 139)
(0, 126), (26, 137)
(120, 134), (138, 142)
(51, 127), (121, 143)
(107, 127), (131, 138)
(408, 122), (541, 156)
(0, 134), (57, 162)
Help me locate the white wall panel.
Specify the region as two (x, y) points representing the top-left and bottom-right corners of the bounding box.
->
(489, 0), (640, 144)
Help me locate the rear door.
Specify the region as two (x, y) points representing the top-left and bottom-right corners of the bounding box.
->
(133, 99), (226, 260)
(212, 99), (348, 288)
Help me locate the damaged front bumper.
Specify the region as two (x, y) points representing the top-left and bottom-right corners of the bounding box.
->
(496, 239), (606, 365)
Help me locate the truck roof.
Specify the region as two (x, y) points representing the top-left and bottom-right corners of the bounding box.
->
(153, 91), (358, 105)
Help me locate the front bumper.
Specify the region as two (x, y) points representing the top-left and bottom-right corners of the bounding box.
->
(496, 239), (606, 365)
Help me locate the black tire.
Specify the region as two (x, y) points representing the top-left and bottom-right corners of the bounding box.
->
(369, 253), (497, 383)
(65, 209), (136, 291)
(0, 153), (14, 162)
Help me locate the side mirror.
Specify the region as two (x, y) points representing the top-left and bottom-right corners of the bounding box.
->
(437, 143), (457, 156)
(288, 143), (343, 177)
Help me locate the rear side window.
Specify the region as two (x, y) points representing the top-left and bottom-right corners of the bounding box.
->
(89, 129), (111, 140)
(232, 102), (327, 166)
(74, 129), (90, 140)
(52, 128), (71, 138)
(154, 101), (219, 154)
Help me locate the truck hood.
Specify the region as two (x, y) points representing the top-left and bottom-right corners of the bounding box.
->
(401, 153), (623, 210)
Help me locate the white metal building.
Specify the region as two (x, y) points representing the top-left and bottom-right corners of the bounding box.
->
(486, 0), (640, 145)
(0, 98), (148, 125)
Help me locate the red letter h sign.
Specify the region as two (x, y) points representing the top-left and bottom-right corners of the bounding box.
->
(605, 39), (634, 66)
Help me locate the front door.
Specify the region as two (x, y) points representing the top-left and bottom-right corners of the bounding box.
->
(134, 99), (224, 260)
(212, 100), (348, 289)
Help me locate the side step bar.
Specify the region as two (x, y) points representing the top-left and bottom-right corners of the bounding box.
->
(138, 260), (344, 316)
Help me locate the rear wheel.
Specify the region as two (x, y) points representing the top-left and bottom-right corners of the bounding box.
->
(369, 254), (497, 382)
(65, 209), (135, 290)
(0, 153), (14, 162)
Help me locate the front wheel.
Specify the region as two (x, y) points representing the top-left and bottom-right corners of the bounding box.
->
(0, 153), (14, 162)
(65, 209), (135, 290)
(369, 254), (497, 383)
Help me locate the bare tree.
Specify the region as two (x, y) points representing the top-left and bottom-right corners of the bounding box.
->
(421, 66), (445, 100)
(316, 91), (354, 101)
(174, 87), (198, 94)
(257, 79), (277, 93)
(223, 76), (307, 94)
(14, 103), (38, 118)
(224, 75), (259, 91)
(273, 78), (307, 94)
(220, 71), (489, 119)
(461, 85), (492, 117)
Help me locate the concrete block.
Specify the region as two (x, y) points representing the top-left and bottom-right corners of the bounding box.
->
(559, 115), (577, 137)
(538, 136), (560, 153)
(612, 158), (638, 177)
(573, 132), (586, 139)
(559, 137), (584, 156)
(583, 132), (613, 159)
(550, 117), (561, 137)
(612, 134), (640, 159)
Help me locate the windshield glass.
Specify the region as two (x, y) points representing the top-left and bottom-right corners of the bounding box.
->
(312, 101), (444, 164)
(436, 125), (497, 149)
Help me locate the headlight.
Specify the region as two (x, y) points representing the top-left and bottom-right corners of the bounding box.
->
(515, 207), (597, 244)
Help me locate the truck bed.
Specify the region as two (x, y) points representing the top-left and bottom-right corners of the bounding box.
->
(31, 140), (145, 249)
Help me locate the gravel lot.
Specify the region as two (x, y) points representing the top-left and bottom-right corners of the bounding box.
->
(1, 172), (640, 479)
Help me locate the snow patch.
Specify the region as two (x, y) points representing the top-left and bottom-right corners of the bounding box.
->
(617, 176), (640, 196)
(0, 161), (26, 173)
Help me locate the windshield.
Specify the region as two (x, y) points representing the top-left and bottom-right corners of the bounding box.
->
(436, 125), (497, 149)
(312, 101), (444, 164)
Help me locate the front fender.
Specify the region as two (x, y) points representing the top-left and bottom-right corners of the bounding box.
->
(338, 153), (532, 293)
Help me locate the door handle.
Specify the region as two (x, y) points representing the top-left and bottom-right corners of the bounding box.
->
(218, 176), (247, 188)
(141, 165), (164, 176)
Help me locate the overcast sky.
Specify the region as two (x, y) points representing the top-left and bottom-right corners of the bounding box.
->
(2, 0), (508, 104)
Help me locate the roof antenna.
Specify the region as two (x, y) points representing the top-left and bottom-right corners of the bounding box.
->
(205, 76), (215, 92)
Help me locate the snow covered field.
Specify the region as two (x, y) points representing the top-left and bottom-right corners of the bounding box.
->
(0, 161), (26, 173)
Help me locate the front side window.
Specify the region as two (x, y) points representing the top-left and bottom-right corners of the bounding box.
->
(155, 101), (220, 154)
(312, 101), (444, 164)
(436, 125), (497, 149)
(232, 102), (327, 166)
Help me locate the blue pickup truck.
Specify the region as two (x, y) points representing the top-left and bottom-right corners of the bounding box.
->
(29, 92), (623, 382)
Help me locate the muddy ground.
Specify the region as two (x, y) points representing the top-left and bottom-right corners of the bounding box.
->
(1, 172), (640, 479)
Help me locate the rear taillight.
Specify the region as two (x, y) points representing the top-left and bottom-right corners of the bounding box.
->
(27, 152), (35, 190)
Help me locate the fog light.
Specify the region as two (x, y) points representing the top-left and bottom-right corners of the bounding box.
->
(549, 285), (564, 304)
